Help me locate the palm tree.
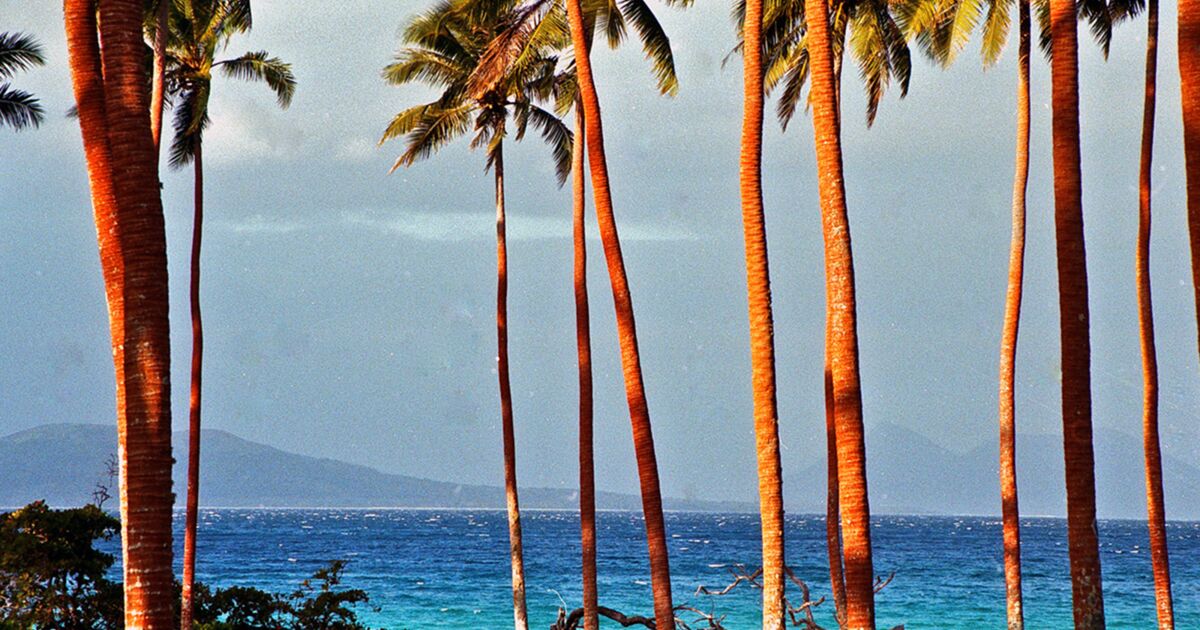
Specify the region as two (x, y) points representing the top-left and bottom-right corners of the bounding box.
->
(63, 0), (175, 627)
(161, 2), (295, 626)
(0, 32), (46, 130)
(1047, 0), (1103, 625)
(149, 0), (170, 151)
(1136, 1), (1174, 627)
(798, 0), (876, 626)
(738, 0), (786, 625)
(1184, 0), (1200, 377)
(381, 4), (572, 627)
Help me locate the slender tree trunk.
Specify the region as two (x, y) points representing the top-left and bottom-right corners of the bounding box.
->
(564, 0), (673, 624)
(998, 3), (1031, 629)
(802, 0), (875, 627)
(180, 140), (205, 630)
(64, 1), (174, 628)
(1048, 1), (1104, 627)
(573, 103), (600, 630)
(495, 145), (529, 630)
(149, 0), (168, 154)
(1182, 0), (1200, 368)
(824, 367), (847, 629)
(1138, 2), (1174, 627)
(739, 1), (786, 627)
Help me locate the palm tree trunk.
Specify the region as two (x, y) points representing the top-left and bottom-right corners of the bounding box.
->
(64, 1), (174, 627)
(802, 0), (875, 626)
(180, 139), (205, 630)
(495, 145), (529, 630)
(739, 1), (786, 627)
(573, 103), (600, 630)
(824, 367), (847, 629)
(1048, 1), (1104, 627)
(1182, 0), (1200, 369)
(564, 0), (673, 625)
(1138, 2), (1174, 627)
(998, 3), (1031, 629)
(149, 0), (168, 153)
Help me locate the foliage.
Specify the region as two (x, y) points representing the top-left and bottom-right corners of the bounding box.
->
(0, 503), (376, 630)
(0, 31), (47, 130)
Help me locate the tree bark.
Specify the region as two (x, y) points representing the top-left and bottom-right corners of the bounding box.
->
(494, 145), (529, 630)
(1138, 2), (1174, 627)
(739, 0), (786, 626)
(998, 3), (1031, 629)
(1182, 0), (1200, 376)
(824, 366), (847, 629)
(1048, 0), (1104, 626)
(802, 0), (875, 626)
(64, 1), (174, 627)
(180, 139), (205, 630)
(573, 103), (600, 630)
(564, 0), (674, 624)
(149, 0), (168, 154)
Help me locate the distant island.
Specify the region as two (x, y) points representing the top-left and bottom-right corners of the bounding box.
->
(3, 422), (1198, 520)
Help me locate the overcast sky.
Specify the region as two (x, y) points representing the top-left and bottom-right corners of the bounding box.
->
(1, 1), (1197, 505)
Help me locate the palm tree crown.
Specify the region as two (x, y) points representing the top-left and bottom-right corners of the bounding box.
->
(0, 32), (47, 130)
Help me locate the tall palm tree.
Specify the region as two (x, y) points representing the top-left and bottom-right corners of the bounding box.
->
(1047, 0), (1103, 625)
(738, 0), (786, 625)
(382, 5), (572, 627)
(149, 0), (170, 152)
(1184, 0), (1200, 374)
(799, 0), (875, 626)
(0, 32), (46, 130)
(63, 0), (175, 627)
(161, 2), (295, 626)
(1136, 1), (1174, 627)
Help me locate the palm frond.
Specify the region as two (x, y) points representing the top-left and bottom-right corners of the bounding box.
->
(465, 0), (554, 99)
(385, 48), (469, 89)
(0, 32), (46, 80)
(618, 0), (679, 95)
(775, 47), (810, 131)
(980, 0), (1014, 66)
(526, 103), (573, 185)
(168, 83), (211, 168)
(386, 103), (473, 172)
(0, 83), (44, 130)
(217, 51), (296, 108)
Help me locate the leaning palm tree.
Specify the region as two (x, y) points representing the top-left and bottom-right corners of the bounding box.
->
(161, 2), (295, 626)
(63, 0), (175, 627)
(381, 4), (572, 627)
(0, 32), (46, 130)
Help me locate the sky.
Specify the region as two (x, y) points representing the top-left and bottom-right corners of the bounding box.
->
(1, 1), (1197, 506)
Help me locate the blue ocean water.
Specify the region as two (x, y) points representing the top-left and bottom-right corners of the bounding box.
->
(115, 510), (1199, 628)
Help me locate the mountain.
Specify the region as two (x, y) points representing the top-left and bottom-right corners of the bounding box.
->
(785, 423), (1200, 520)
(0, 424), (749, 511)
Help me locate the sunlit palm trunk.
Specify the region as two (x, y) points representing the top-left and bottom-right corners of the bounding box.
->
(494, 145), (529, 630)
(1048, 1), (1104, 626)
(572, 103), (600, 630)
(998, 3), (1031, 629)
(1138, 2), (1174, 627)
(739, 0), (786, 626)
(824, 367), (847, 629)
(802, 0), (874, 626)
(64, 1), (174, 627)
(1183, 0), (1200, 368)
(149, 0), (168, 153)
(181, 140), (205, 630)
(564, 0), (674, 625)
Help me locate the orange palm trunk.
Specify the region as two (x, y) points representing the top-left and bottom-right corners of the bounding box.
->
(998, 2), (1031, 629)
(64, 1), (175, 627)
(1138, 2), (1174, 627)
(802, 0), (875, 626)
(1048, 0), (1104, 626)
(573, 104), (600, 630)
(149, 0), (168, 153)
(181, 140), (205, 630)
(495, 145), (529, 630)
(824, 365), (847, 629)
(1183, 0), (1200, 365)
(739, 0), (786, 626)
(564, 0), (674, 625)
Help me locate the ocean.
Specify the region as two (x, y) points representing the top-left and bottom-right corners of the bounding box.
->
(112, 509), (1200, 628)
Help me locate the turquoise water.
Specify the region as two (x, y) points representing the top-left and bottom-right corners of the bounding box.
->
(123, 510), (1199, 628)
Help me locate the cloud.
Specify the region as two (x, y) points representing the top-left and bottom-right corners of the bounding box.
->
(213, 214), (307, 234)
(342, 211), (699, 243)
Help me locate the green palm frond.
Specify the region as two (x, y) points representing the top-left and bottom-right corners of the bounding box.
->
(168, 82), (211, 168)
(526, 104), (573, 185)
(388, 103), (474, 172)
(385, 49), (468, 89)
(980, 0), (1013, 66)
(594, 0), (629, 48)
(0, 32), (46, 80)
(618, 0), (678, 95)
(465, 0), (558, 99)
(775, 48), (810, 130)
(0, 83), (44, 130)
(216, 51), (295, 108)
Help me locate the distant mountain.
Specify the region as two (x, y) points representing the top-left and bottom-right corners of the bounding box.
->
(0, 424), (749, 512)
(786, 423), (1200, 520)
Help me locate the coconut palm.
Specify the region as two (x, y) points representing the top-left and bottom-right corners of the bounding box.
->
(63, 0), (175, 627)
(148, 0), (170, 151)
(0, 32), (46, 131)
(381, 4), (572, 627)
(1183, 0), (1200, 401)
(161, 2), (295, 626)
